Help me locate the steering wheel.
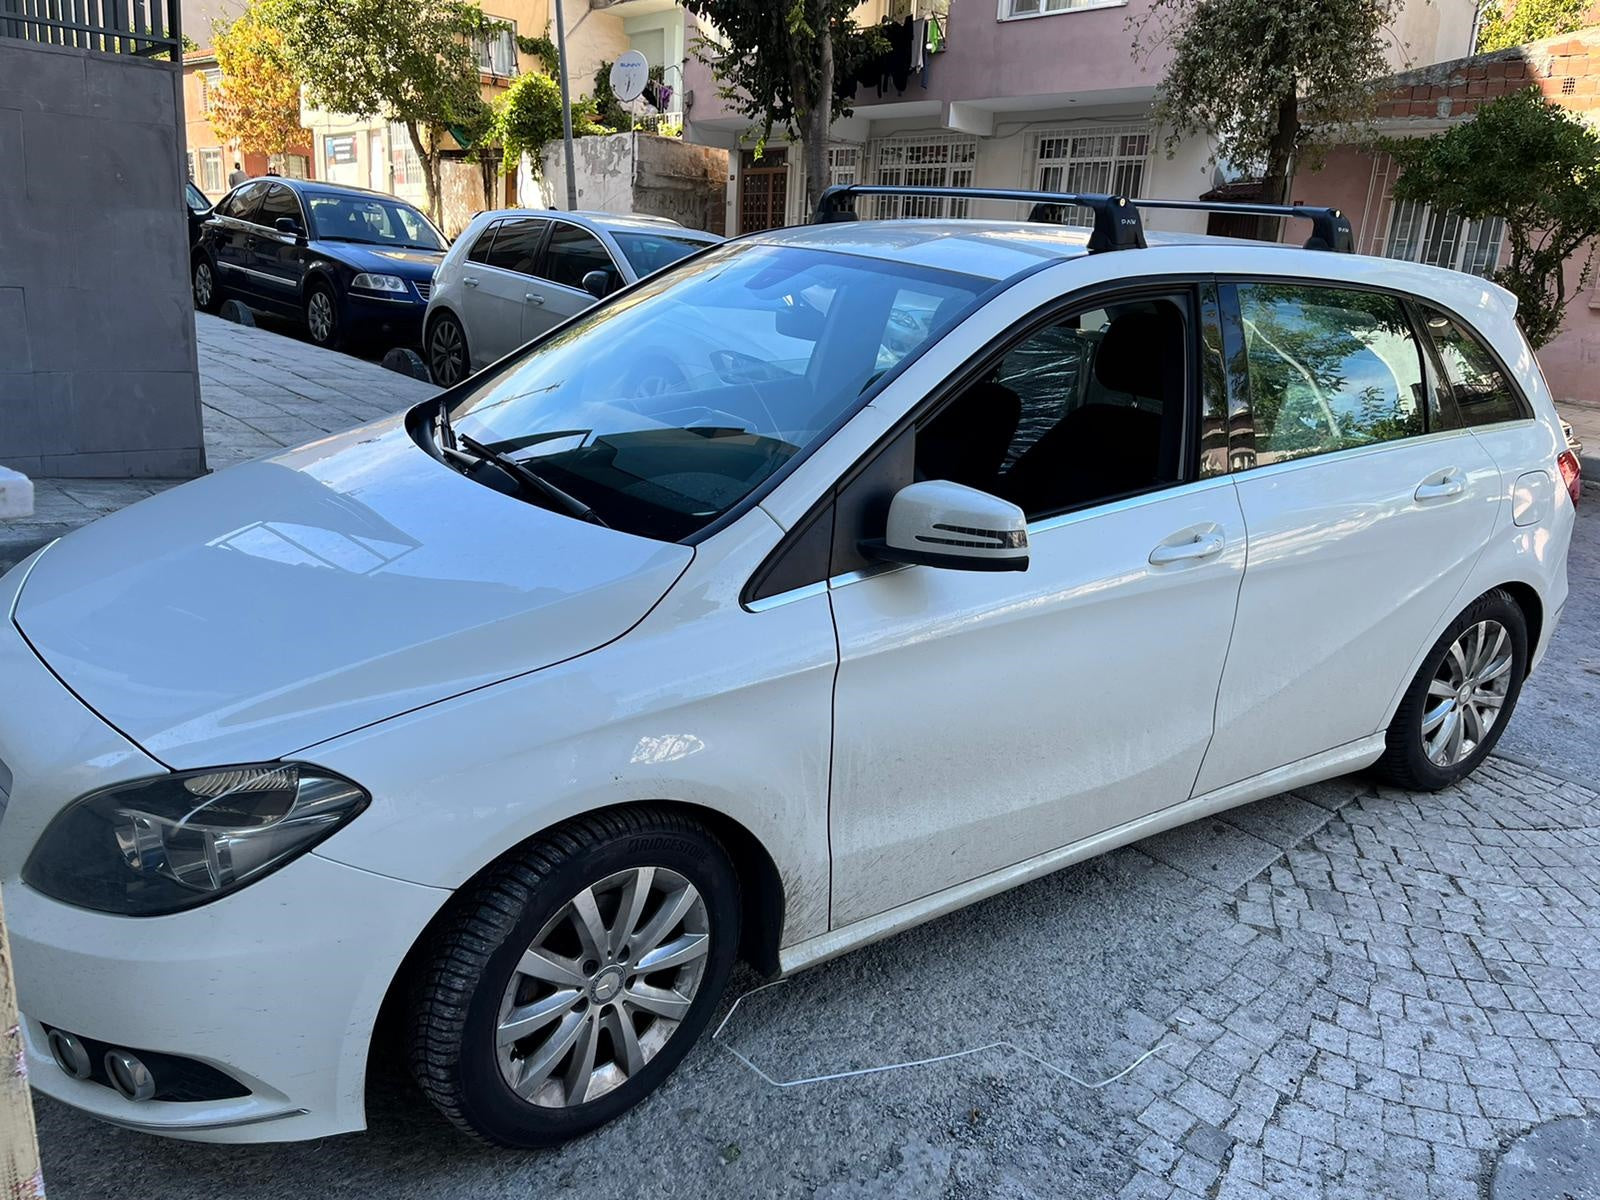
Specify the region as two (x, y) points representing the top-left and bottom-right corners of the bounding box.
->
(709, 348), (788, 385)
(620, 351), (689, 399)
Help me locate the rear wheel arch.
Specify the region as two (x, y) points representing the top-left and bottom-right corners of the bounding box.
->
(1496, 580), (1543, 662)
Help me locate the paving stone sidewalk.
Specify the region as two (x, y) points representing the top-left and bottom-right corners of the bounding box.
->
(0, 314), (438, 570)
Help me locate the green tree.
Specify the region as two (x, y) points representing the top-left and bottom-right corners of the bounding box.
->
(1388, 87), (1600, 348)
(259, 0), (493, 221)
(490, 72), (607, 177)
(209, 6), (302, 159)
(1476, 0), (1595, 52)
(1139, 0), (1400, 230)
(683, 1), (878, 213)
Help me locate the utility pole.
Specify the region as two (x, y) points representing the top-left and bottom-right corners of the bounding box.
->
(552, 0), (578, 210)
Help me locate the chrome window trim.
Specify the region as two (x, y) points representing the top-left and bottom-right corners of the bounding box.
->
(743, 580), (829, 612)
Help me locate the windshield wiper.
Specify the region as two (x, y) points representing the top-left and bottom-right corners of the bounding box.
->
(455, 432), (609, 528)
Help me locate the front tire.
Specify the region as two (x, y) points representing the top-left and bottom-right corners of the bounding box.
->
(407, 808), (740, 1148)
(1373, 589), (1528, 791)
(304, 280), (342, 349)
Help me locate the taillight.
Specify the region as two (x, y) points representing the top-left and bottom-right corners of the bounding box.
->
(1558, 450), (1581, 506)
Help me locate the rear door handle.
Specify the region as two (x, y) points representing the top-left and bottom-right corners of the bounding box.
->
(1415, 469), (1465, 501)
(1149, 529), (1226, 566)
(462, 276), (480, 288)
(524, 293), (545, 306)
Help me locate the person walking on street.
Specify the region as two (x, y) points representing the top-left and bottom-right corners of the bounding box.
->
(228, 161), (248, 187)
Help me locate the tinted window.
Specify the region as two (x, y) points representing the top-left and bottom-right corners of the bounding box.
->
(612, 231), (713, 278)
(915, 296), (1189, 519)
(541, 223), (617, 291)
(256, 184), (302, 230)
(448, 243), (983, 541)
(1422, 306), (1525, 426)
(1237, 284), (1425, 466)
(221, 182), (268, 222)
(303, 193), (444, 250)
(466, 220), (500, 265)
(186, 182), (211, 213)
(484, 218), (546, 275)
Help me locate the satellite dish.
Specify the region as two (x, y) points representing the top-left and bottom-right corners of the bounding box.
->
(609, 51), (650, 103)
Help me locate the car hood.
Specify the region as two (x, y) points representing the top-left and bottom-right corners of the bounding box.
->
(13, 421), (692, 769)
(315, 242), (444, 278)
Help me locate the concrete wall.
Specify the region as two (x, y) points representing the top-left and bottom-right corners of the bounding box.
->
(527, 132), (728, 233)
(0, 40), (205, 479)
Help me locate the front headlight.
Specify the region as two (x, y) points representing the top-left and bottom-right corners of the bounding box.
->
(350, 272), (408, 294)
(23, 764), (368, 916)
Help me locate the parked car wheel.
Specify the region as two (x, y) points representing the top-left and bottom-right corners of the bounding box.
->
(407, 807), (740, 1148)
(192, 255), (221, 314)
(1373, 589), (1528, 791)
(304, 280), (342, 349)
(427, 312), (471, 386)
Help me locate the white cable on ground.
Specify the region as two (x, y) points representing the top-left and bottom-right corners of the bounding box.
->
(712, 977), (1170, 1091)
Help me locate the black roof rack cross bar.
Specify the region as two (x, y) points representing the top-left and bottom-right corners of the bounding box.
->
(811, 184), (1355, 254)
(812, 185), (1147, 253)
(1131, 198), (1354, 253)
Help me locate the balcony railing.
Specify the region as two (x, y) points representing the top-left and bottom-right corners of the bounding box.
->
(0, 0), (182, 58)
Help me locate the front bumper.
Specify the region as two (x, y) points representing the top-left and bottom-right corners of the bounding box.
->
(0, 550), (451, 1142)
(343, 290), (427, 350)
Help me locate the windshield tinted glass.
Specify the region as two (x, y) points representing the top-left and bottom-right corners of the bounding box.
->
(447, 242), (984, 541)
(306, 193), (444, 250)
(612, 231), (715, 277)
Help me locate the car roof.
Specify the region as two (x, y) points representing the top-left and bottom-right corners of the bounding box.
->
(471, 208), (722, 239)
(740, 218), (1518, 317)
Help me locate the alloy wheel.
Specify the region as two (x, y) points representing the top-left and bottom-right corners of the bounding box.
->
(430, 318), (467, 385)
(494, 866), (710, 1108)
(307, 289), (335, 343)
(1422, 619), (1513, 767)
(193, 261), (213, 308)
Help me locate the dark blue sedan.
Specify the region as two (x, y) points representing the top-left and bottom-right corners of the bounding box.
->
(192, 178), (445, 352)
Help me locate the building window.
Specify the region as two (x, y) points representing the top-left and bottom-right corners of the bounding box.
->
(198, 68), (223, 114)
(476, 17), (518, 77)
(866, 134), (978, 218)
(390, 123), (423, 189)
(829, 144), (861, 187)
(1032, 125), (1150, 226)
(1383, 199), (1505, 277)
(196, 146), (225, 195)
(270, 153), (311, 180)
(1003, 0), (1117, 17)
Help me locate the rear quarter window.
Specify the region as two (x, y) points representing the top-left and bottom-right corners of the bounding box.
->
(1420, 306), (1529, 426)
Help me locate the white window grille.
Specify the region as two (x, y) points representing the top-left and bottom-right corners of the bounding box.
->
(866, 133), (978, 218)
(1384, 198), (1505, 278)
(196, 146), (225, 195)
(1031, 124), (1150, 227)
(1004, 0), (1111, 17)
(390, 123), (423, 189)
(476, 18), (518, 77)
(198, 68), (222, 115)
(829, 144), (862, 188)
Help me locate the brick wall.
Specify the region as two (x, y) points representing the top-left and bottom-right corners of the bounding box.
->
(1373, 28), (1600, 120)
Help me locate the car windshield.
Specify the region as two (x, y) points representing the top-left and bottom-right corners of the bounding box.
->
(611, 231), (715, 277)
(444, 242), (986, 541)
(305, 193), (444, 251)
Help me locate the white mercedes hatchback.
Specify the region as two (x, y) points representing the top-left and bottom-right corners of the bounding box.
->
(0, 188), (1578, 1148)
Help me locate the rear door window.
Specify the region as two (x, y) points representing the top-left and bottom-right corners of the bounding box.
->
(1420, 306), (1528, 426)
(255, 184), (303, 231)
(540, 223), (619, 292)
(1234, 284), (1426, 466)
(465, 220), (500, 265)
(220, 182), (268, 223)
(484, 218), (546, 275)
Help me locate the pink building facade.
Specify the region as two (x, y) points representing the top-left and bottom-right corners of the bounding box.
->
(1285, 29), (1600, 405)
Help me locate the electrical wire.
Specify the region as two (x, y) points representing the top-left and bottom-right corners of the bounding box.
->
(712, 978), (1173, 1092)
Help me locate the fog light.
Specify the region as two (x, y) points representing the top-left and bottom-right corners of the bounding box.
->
(104, 1050), (156, 1102)
(46, 1029), (92, 1080)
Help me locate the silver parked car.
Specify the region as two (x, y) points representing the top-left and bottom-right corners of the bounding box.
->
(423, 209), (722, 385)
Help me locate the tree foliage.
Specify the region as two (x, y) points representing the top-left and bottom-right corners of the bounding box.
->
(683, 0), (877, 211)
(490, 72), (608, 176)
(259, 0), (492, 220)
(1140, 0), (1400, 221)
(208, 6), (302, 158)
(1388, 87), (1600, 348)
(1476, 0), (1595, 53)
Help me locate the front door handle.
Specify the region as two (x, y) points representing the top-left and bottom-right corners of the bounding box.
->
(524, 293), (545, 306)
(462, 276), (480, 288)
(1415, 469), (1465, 501)
(1149, 529), (1226, 566)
